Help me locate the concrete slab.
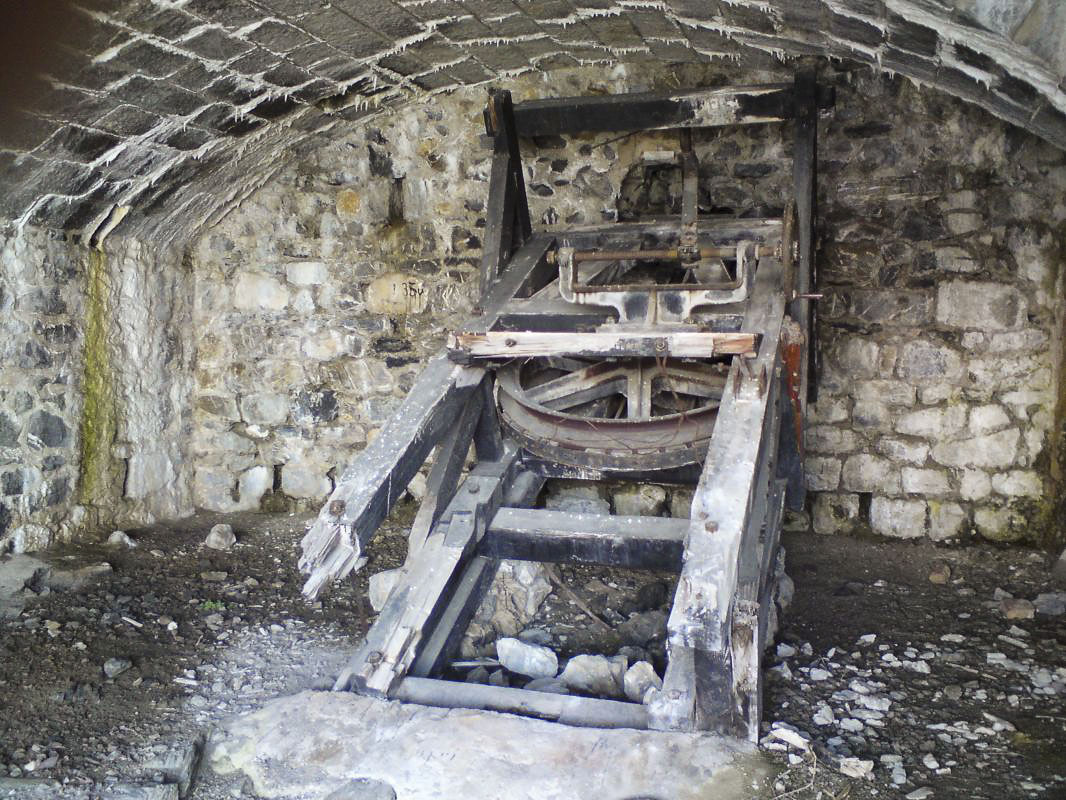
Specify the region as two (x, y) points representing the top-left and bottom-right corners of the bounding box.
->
(209, 690), (773, 800)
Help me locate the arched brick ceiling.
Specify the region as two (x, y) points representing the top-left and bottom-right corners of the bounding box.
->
(2, 0), (1064, 245)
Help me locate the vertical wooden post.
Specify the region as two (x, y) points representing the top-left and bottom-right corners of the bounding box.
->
(789, 64), (818, 406)
(479, 90), (532, 296)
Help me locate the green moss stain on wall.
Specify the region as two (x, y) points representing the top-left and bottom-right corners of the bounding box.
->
(78, 248), (119, 506)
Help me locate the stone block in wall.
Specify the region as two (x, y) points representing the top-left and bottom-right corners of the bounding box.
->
(812, 493), (861, 535)
(935, 281), (1026, 330)
(285, 261), (328, 286)
(240, 393), (289, 426)
(901, 467), (951, 495)
(969, 404), (1010, 434)
(928, 501), (967, 541)
(365, 272), (429, 315)
(832, 338), (883, 378)
(823, 289), (934, 326)
(808, 397), (849, 424)
(852, 400), (895, 433)
(842, 454), (900, 494)
(876, 438), (929, 465)
(897, 340), (964, 382)
(934, 246), (978, 273)
(805, 457), (842, 492)
(930, 427), (1019, 469)
(919, 384), (962, 404)
(233, 272), (290, 311)
(196, 394), (240, 421)
(895, 405), (968, 438)
(852, 380), (916, 406)
(991, 470), (1043, 498)
(870, 497), (927, 538)
(301, 330), (352, 360)
(974, 505), (1025, 542)
(193, 465), (270, 513)
(960, 469), (992, 500)
(806, 425), (861, 454)
(281, 459), (332, 500)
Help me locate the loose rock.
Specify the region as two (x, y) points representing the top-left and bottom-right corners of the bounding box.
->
(107, 531), (137, 549)
(104, 658), (132, 678)
(495, 637), (558, 679)
(1000, 598), (1035, 619)
(368, 569), (401, 613)
(559, 654), (624, 698)
(622, 661), (662, 703)
(204, 524), (236, 551)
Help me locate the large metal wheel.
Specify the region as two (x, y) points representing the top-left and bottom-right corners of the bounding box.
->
(497, 356), (729, 471)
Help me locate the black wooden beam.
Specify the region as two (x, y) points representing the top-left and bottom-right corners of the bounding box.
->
(512, 84), (834, 137)
(481, 507), (688, 571)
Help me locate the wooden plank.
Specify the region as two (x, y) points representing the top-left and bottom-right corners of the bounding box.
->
(512, 84), (834, 136)
(789, 65), (819, 406)
(654, 257), (787, 734)
(408, 469), (545, 680)
(407, 374), (485, 557)
(479, 146), (515, 293)
(481, 507), (687, 571)
(409, 555), (498, 679)
(519, 457), (702, 485)
(448, 331), (758, 361)
(335, 445), (521, 697)
(299, 356), (481, 599)
(394, 677), (649, 730)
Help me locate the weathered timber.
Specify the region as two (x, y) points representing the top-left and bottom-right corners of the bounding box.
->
(655, 257), (786, 735)
(394, 677), (649, 729)
(481, 507), (687, 571)
(448, 331), (758, 361)
(407, 372), (486, 557)
(409, 469), (546, 679)
(408, 555), (498, 679)
(299, 236), (553, 599)
(299, 356), (481, 599)
(512, 84), (834, 136)
(479, 90), (531, 294)
(519, 457), (703, 485)
(335, 445), (521, 697)
(789, 65), (819, 406)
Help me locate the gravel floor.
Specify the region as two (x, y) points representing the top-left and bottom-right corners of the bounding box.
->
(0, 505), (1063, 800)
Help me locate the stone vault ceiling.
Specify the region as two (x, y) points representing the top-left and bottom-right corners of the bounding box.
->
(1, 0), (1064, 244)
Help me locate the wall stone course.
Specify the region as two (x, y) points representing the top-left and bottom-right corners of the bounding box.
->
(870, 496), (927, 538)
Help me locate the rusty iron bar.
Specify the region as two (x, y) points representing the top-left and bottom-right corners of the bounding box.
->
(568, 246), (736, 263)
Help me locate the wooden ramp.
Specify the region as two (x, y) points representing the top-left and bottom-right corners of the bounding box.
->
(299, 71), (831, 740)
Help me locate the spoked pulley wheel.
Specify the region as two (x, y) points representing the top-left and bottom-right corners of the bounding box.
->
(497, 355), (729, 471)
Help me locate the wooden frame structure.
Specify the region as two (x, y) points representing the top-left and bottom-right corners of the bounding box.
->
(300, 68), (831, 740)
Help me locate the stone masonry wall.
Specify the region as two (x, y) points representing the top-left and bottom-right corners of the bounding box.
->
(190, 62), (1066, 544)
(0, 226), (194, 553)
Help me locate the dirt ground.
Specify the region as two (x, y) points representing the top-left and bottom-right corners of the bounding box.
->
(0, 501), (1063, 799)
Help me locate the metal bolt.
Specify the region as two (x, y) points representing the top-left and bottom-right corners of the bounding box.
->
(329, 499), (346, 516)
(504, 338), (516, 347)
(704, 521), (718, 533)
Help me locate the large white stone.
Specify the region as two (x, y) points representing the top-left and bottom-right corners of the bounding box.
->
(895, 406), (967, 438)
(841, 455), (899, 494)
(210, 691), (765, 799)
(559, 654), (625, 698)
(991, 470), (1042, 497)
(806, 426), (860, 454)
(285, 261), (328, 286)
(876, 438), (929, 464)
(853, 380), (916, 406)
(281, 459), (333, 499)
(928, 502), (967, 541)
(612, 484), (667, 516)
(901, 467), (950, 495)
(124, 449), (176, 499)
(496, 637), (558, 679)
(240, 393), (289, 426)
(975, 506), (1024, 542)
(969, 404), (1010, 434)
(935, 281), (1026, 331)
(931, 428), (1019, 469)
(623, 661), (663, 703)
(870, 497), (926, 539)
(233, 272), (290, 311)
(960, 469), (992, 500)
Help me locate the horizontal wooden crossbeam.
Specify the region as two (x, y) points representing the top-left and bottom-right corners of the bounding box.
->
(481, 507), (687, 571)
(448, 331), (758, 361)
(512, 84), (835, 136)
